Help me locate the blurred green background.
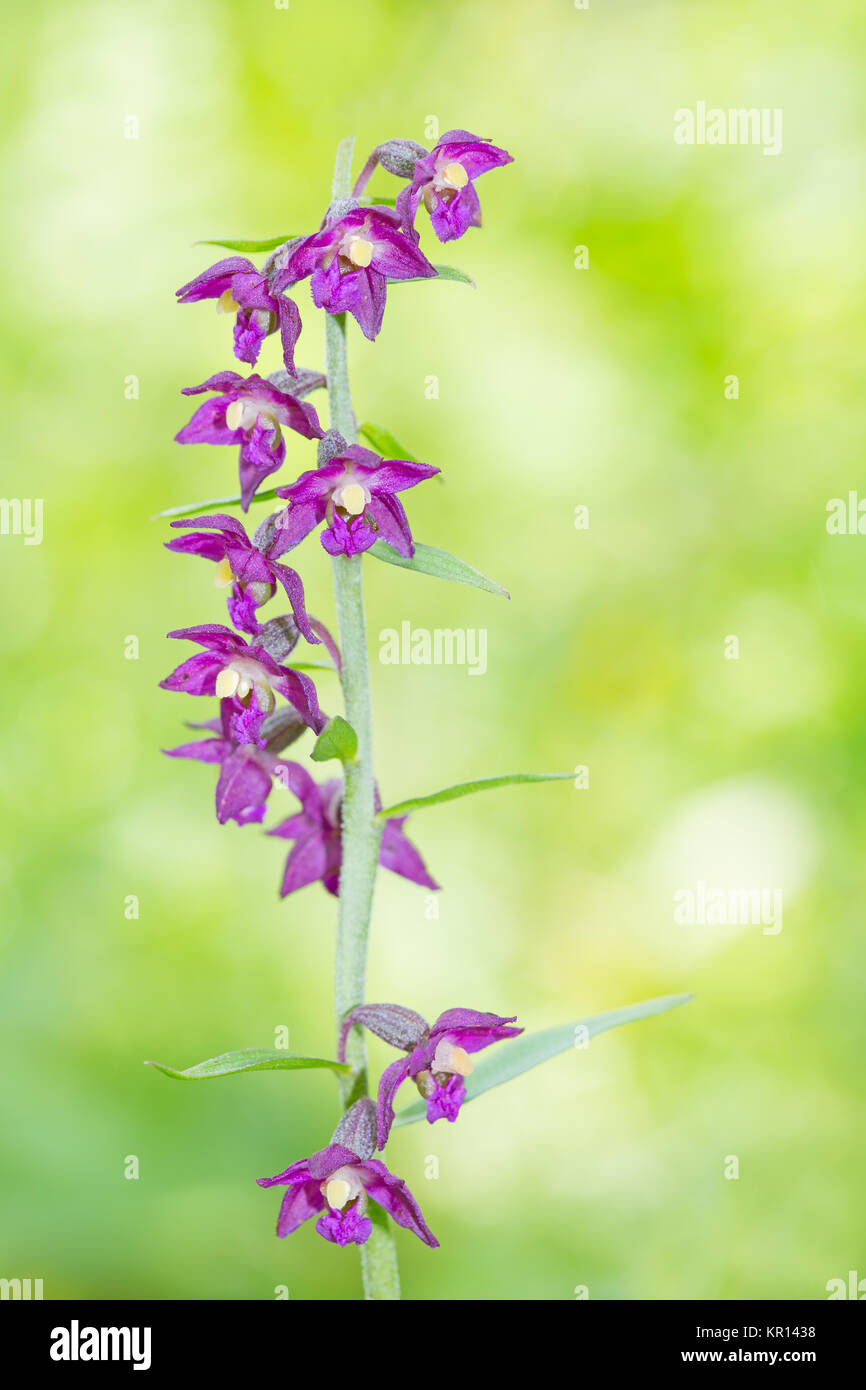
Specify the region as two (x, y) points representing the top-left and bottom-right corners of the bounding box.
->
(1, 0), (864, 1301)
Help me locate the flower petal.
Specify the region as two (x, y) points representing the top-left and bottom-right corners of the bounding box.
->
(358, 1160), (439, 1247)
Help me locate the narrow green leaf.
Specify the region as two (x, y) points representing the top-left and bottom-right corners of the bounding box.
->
(390, 264), (476, 287)
(392, 994), (693, 1127)
(151, 489), (281, 522)
(368, 540), (509, 598)
(377, 771), (573, 821)
(358, 421), (420, 463)
(311, 715), (358, 763)
(145, 1049), (350, 1080)
(195, 235), (294, 253)
(287, 661), (339, 673)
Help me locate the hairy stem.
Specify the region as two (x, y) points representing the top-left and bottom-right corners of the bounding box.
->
(326, 135), (399, 1301)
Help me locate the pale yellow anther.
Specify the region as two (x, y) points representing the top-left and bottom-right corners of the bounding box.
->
(347, 236), (374, 268)
(213, 557), (235, 589)
(235, 676), (252, 700)
(325, 1179), (352, 1210)
(447, 1046), (473, 1077)
(339, 482), (367, 516)
(441, 161), (469, 189)
(216, 288), (240, 315)
(215, 667), (240, 698)
(225, 399), (245, 431)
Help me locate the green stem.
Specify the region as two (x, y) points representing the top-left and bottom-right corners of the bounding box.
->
(326, 136), (400, 1302)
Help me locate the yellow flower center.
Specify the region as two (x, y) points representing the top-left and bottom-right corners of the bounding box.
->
(215, 668), (240, 698)
(347, 236), (374, 268)
(225, 399), (245, 431)
(216, 288), (240, 314)
(324, 1179), (352, 1210)
(432, 1040), (474, 1077)
(339, 482), (367, 516)
(441, 161), (469, 189)
(214, 660), (275, 712)
(213, 557), (235, 589)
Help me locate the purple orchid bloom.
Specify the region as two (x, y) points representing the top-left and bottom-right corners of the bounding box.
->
(273, 206), (436, 341)
(159, 623), (324, 746)
(176, 257), (302, 373)
(338, 1004), (522, 1147)
(273, 444), (438, 558)
(267, 763), (438, 898)
(165, 512), (317, 640)
(396, 130), (513, 244)
(163, 701), (312, 826)
(175, 371), (323, 511)
(257, 1098), (438, 1248)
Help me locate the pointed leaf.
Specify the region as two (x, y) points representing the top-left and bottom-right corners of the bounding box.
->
(311, 715), (358, 764)
(195, 235), (295, 253)
(359, 421), (420, 463)
(151, 489), (281, 522)
(368, 540), (509, 598)
(145, 1049), (350, 1080)
(377, 771), (573, 821)
(390, 264), (476, 287)
(392, 994), (693, 1127)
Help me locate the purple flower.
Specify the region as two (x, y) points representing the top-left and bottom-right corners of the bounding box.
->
(159, 623), (325, 746)
(165, 512), (317, 640)
(274, 444), (438, 558)
(268, 763), (438, 897)
(257, 1098), (438, 1248)
(175, 371), (324, 511)
(176, 257), (302, 373)
(274, 206), (436, 340)
(396, 130), (513, 243)
(338, 1004), (522, 1147)
(163, 700), (313, 826)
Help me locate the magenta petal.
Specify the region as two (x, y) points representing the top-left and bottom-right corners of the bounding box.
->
(430, 1009), (522, 1053)
(233, 308), (270, 366)
(430, 184), (481, 243)
(163, 736), (232, 764)
(368, 459), (439, 492)
(169, 512), (248, 538)
(349, 268), (387, 341)
(277, 828), (330, 896)
(437, 137), (513, 178)
(277, 295), (301, 375)
(368, 222), (437, 280)
(267, 501), (323, 553)
(357, 1160), (439, 1247)
(214, 749), (272, 825)
(271, 561), (316, 644)
(176, 257), (256, 303)
(175, 395), (240, 446)
(270, 666), (324, 732)
(365, 495), (413, 557)
(159, 651), (222, 696)
(274, 1181), (325, 1237)
(315, 1207), (372, 1247)
(379, 816), (439, 889)
(425, 1074), (466, 1123)
(375, 1055), (413, 1150)
(165, 532), (229, 562)
(281, 227), (339, 283)
(182, 371), (245, 396)
(166, 622), (241, 651)
(238, 422), (285, 510)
